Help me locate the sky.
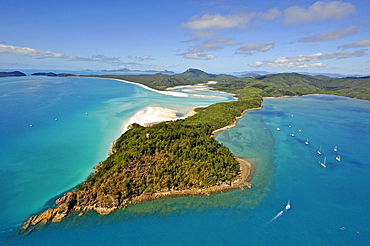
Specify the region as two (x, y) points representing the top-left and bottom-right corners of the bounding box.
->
(1, 0), (369, 75)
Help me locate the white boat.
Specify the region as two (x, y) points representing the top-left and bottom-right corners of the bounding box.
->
(291, 132), (295, 137)
(334, 146), (338, 152)
(320, 157), (327, 168)
(305, 139), (309, 145)
(277, 127), (280, 131)
(317, 145), (322, 155)
(285, 200), (291, 210)
(336, 155), (341, 161)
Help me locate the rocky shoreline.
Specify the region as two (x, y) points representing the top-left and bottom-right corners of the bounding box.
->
(21, 156), (252, 233)
(21, 89), (256, 234)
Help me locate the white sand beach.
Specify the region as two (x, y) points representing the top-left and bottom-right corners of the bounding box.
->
(122, 106), (195, 133)
(110, 78), (189, 97)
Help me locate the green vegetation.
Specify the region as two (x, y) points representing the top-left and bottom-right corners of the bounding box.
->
(252, 73), (370, 100)
(0, 71), (26, 77)
(31, 72), (75, 77)
(77, 69), (370, 205)
(87, 68), (236, 90)
(22, 69), (370, 230)
(80, 121), (240, 197)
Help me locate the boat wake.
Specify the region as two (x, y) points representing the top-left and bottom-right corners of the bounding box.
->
(265, 200), (291, 225)
(269, 210), (284, 222)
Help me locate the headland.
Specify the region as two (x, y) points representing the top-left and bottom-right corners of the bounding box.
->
(21, 78), (256, 234)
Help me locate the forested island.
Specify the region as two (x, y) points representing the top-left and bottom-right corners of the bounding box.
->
(31, 72), (75, 77)
(0, 71), (26, 77)
(21, 69), (370, 234)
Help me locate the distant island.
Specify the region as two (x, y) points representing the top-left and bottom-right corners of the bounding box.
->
(20, 68), (370, 234)
(0, 71), (26, 77)
(31, 72), (75, 77)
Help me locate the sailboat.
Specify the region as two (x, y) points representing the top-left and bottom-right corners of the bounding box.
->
(334, 146), (338, 152)
(336, 155), (341, 161)
(320, 157), (327, 168)
(305, 139), (309, 145)
(291, 131), (295, 137)
(317, 144), (322, 155)
(285, 200), (291, 210)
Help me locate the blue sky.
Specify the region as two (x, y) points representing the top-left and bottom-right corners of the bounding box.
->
(1, 0), (369, 74)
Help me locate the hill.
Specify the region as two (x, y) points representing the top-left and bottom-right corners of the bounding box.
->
(88, 70), (370, 100)
(177, 68), (235, 80)
(21, 68), (370, 233)
(31, 72), (75, 77)
(0, 71), (26, 77)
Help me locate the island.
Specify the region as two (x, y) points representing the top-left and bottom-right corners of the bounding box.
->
(21, 69), (370, 234)
(31, 72), (75, 77)
(0, 71), (26, 77)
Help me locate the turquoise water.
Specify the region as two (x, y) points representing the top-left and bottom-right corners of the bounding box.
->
(1, 77), (370, 245)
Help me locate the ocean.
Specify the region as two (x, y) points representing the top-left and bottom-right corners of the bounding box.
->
(1, 76), (369, 245)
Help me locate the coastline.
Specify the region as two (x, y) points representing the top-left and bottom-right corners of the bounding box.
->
(211, 107), (261, 136)
(21, 79), (256, 233)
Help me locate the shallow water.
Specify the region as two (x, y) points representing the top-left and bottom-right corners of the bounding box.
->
(1, 77), (369, 245)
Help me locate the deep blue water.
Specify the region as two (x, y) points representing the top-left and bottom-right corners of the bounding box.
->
(1, 77), (369, 245)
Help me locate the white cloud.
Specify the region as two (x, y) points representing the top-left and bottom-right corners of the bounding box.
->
(235, 42), (274, 55)
(92, 55), (121, 62)
(178, 36), (239, 60)
(197, 37), (240, 51)
(0, 44), (66, 58)
(180, 13), (253, 30)
(249, 49), (367, 68)
(136, 55), (155, 61)
(128, 55), (155, 61)
(284, 1), (356, 25)
(300, 26), (358, 42)
(0, 44), (124, 63)
(178, 52), (216, 60)
(338, 39), (370, 50)
(180, 8), (281, 33)
(0, 44), (170, 69)
(258, 8), (282, 20)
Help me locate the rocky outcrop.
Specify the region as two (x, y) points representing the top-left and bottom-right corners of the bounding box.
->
(21, 156), (252, 235)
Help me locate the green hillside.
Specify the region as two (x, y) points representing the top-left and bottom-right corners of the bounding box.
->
(90, 70), (370, 100)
